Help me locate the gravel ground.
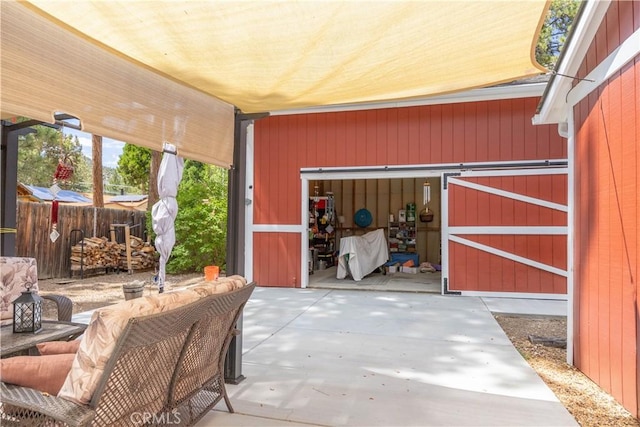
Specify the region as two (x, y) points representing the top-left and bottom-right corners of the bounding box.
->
(495, 315), (639, 427)
(38, 272), (639, 426)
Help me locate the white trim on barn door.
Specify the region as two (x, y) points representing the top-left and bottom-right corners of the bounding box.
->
(441, 167), (569, 298)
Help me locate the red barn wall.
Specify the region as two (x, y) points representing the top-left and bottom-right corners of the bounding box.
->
(253, 232), (301, 288)
(572, 1), (640, 417)
(253, 97), (566, 288)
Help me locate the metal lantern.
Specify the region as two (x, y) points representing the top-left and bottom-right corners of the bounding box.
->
(13, 284), (43, 333)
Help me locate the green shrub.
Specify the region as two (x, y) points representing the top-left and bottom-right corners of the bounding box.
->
(162, 161), (228, 273)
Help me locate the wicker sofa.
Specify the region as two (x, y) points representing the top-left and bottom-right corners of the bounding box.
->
(0, 276), (255, 426)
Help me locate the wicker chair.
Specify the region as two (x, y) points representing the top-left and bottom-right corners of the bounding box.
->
(0, 256), (73, 324)
(1, 281), (255, 426)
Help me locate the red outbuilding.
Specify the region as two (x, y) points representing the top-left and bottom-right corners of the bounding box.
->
(534, 0), (640, 418)
(249, 82), (568, 297)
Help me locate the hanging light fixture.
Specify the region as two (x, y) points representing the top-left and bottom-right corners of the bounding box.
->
(13, 284), (43, 333)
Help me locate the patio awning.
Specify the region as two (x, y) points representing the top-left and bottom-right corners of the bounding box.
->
(2, 0), (548, 165)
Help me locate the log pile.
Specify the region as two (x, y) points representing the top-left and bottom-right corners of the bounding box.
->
(70, 236), (156, 272)
(119, 236), (156, 271)
(70, 237), (119, 271)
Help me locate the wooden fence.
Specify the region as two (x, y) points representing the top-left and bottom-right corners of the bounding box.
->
(16, 201), (147, 279)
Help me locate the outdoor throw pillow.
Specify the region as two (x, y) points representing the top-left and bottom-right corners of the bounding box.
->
(188, 275), (247, 297)
(0, 353), (75, 395)
(0, 257), (39, 325)
(36, 339), (81, 355)
(58, 287), (203, 404)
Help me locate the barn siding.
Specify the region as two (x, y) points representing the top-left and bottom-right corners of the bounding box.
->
(253, 232), (301, 288)
(572, 10), (639, 415)
(577, 0), (640, 81)
(448, 175), (567, 293)
(253, 97), (566, 288)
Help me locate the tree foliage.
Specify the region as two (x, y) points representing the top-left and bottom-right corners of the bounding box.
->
(117, 144), (152, 192)
(103, 166), (133, 195)
(118, 143), (229, 273)
(536, 0), (581, 70)
(165, 161), (228, 273)
(17, 125), (91, 191)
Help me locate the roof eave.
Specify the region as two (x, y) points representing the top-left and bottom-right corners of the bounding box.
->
(270, 82), (548, 116)
(533, 0), (611, 125)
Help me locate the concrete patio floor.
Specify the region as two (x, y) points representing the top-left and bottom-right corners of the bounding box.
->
(197, 286), (576, 426)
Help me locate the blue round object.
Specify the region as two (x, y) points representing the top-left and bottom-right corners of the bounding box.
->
(354, 208), (373, 228)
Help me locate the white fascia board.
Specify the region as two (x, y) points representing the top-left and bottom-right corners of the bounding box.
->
(271, 83), (547, 116)
(533, 0), (611, 125)
(567, 26), (640, 107)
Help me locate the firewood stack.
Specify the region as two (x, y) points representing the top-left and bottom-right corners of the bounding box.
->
(70, 237), (119, 271)
(118, 236), (156, 271)
(70, 236), (157, 272)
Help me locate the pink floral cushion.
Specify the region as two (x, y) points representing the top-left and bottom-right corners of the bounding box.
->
(58, 275), (247, 404)
(0, 257), (39, 326)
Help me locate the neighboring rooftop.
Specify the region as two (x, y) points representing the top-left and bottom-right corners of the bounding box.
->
(24, 185), (91, 203)
(108, 194), (147, 203)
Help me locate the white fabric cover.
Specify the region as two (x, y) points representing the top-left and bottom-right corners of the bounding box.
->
(151, 148), (184, 292)
(337, 229), (389, 282)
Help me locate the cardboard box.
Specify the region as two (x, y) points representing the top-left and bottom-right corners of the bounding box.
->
(401, 266), (418, 274)
(385, 262), (400, 274)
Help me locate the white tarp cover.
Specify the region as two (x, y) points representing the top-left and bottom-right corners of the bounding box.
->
(151, 148), (184, 292)
(337, 229), (389, 281)
(19, 0), (547, 117)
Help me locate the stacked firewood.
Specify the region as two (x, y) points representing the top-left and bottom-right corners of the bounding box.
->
(118, 236), (157, 271)
(70, 236), (157, 271)
(70, 237), (120, 270)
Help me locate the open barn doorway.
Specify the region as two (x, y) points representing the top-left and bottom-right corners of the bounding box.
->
(304, 175), (442, 293)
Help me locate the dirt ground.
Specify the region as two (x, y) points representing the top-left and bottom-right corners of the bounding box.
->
(38, 271), (638, 427)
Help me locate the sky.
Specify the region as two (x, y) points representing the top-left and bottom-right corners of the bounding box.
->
(64, 127), (125, 168)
